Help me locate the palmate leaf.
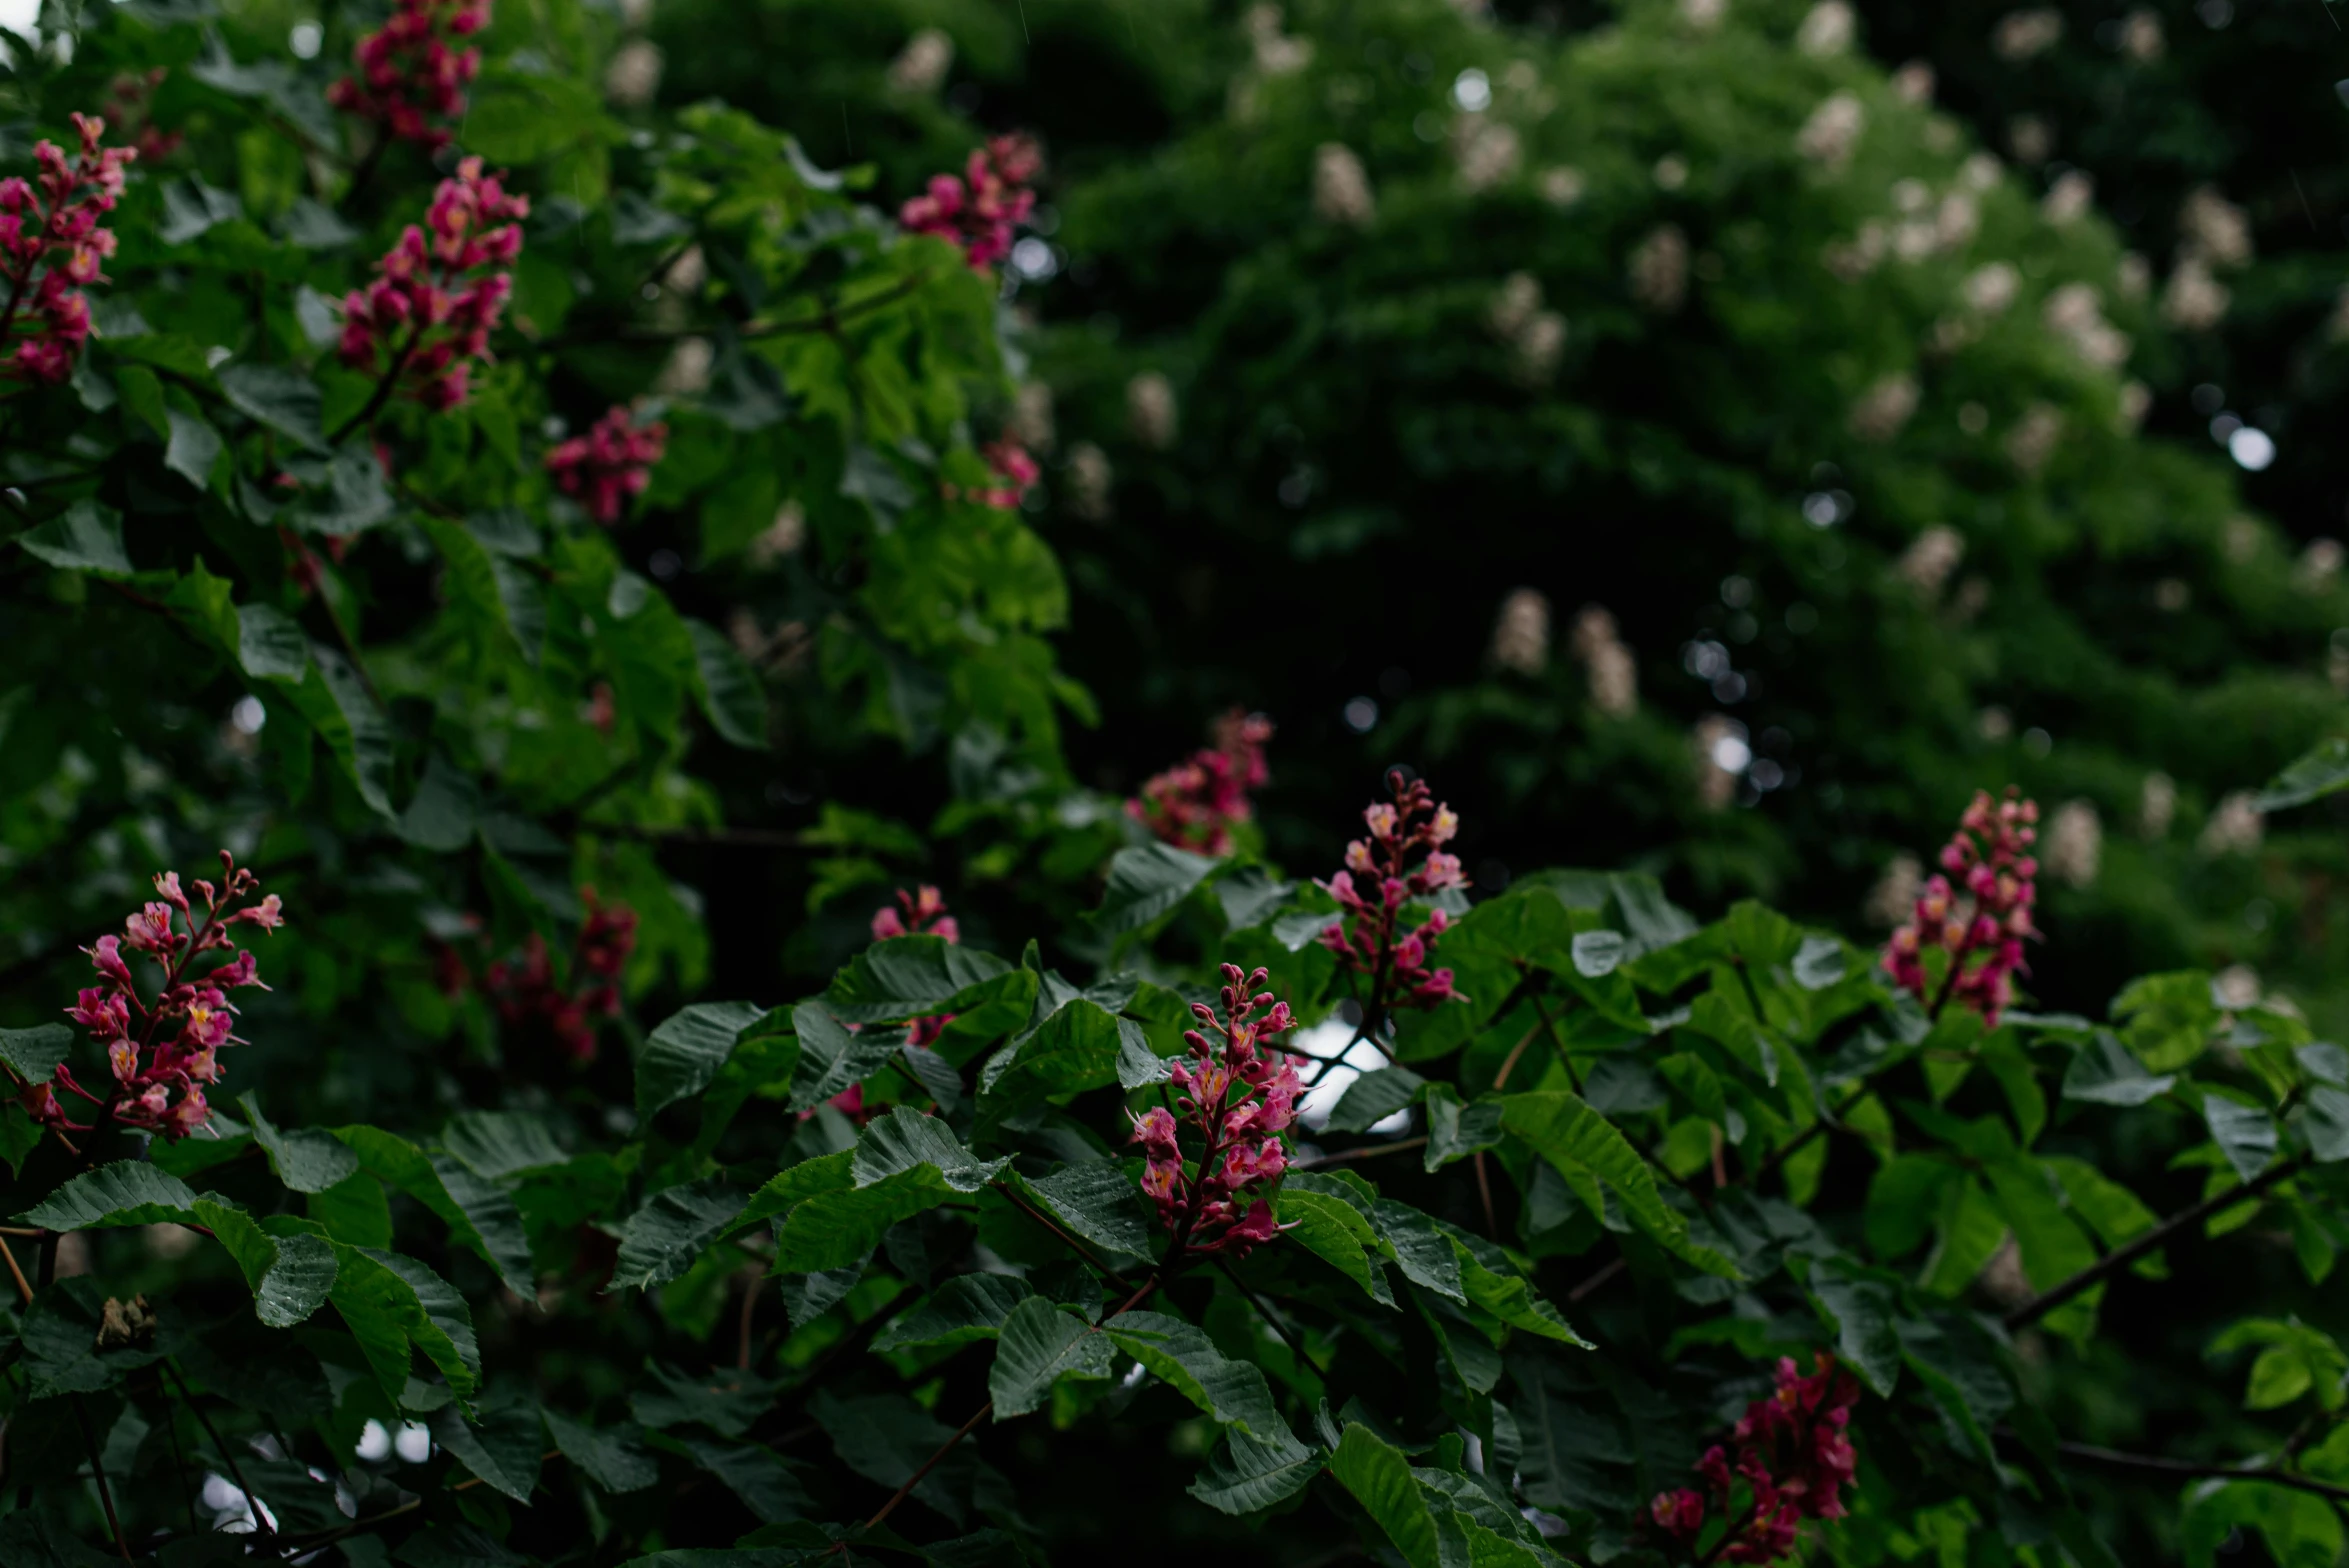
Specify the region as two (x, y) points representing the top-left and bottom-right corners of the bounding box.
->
(636, 1001), (774, 1121)
(2255, 738), (2349, 812)
(612, 1179), (751, 1291)
(874, 1274), (1037, 1352)
(988, 1297), (1114, 1417)
(1091, 842), (1219, 935)
(762, 1115), (1008, 1272)
(823, 935), (1013, 1023)
(241, 1094), (362, 1193)
(329, 1246), (481, 1406)
(1330, 1424), (1442, 1568)
(1498, 1091), (1741, 1277)
(333, 1125), (537, 1295)
(432, 1393), (546, 1502)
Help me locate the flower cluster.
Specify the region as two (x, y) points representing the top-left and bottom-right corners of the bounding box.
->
(0, 114), (135, 384)
(339, 157), (527, 411)
(31, 853), (283, 1142)
(484, 892), (637, 1062)
(1884, 787), (2039, 1025)
(327, 0), (491, 151)
(1319, 770), (1466, 1012)
(899, 134), (1041, 271)
(1127, 709), (1274, 857)
(1132, 965), (1302, 1259)
(1651, 1354), (1861, 1564)
(546, 405), (668, 525)
(944, 439), (1039, 510)
(104, 70), (184, 164)
(872, 885), (960, 1049)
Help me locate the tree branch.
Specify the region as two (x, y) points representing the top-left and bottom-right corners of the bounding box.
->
(2043, 1438), (2349, 1504)
(2004, 1157), (2306, 1332)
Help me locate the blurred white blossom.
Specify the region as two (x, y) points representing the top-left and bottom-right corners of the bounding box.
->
(1314, 143), (1376, 226)
(888, 28), (955, 94)
(1127, 372), (1179, 450)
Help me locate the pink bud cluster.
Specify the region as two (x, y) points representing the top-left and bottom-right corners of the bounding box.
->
(484, 890), (637, 1062)
(0, 114), (135, 384)
(1884, 787), (2039, 1026)
(945, 439), (1039, 510)
(898, 134), (1042, 271)
(327, 0), (491, 151)
(1650, 1354), (1861, 1565)
(30, 853), (283, 1142)
(871, 885), (960, 1050)
(1126, 709), (1274, 857)
(545, 405), (668, 525)
(1130, 964), (1302, 1259)
(338, 156), (527, 411)
(1319, 770), (1466, 1012)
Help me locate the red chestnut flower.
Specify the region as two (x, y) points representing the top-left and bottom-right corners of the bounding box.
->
(31, 852), (282, 1142)
(339, 156), (527, 411)
(1131, 964), (1302, 1260)
(1649, 1354), (1863, 1565)
(1318, 769), (1468, 1014)
(546, 405), (668, 526)
(871, 886), (960, 1049)
(327, 0), (492, 152)
(0, 113), (135, 385)
(945, 438), (1039, 510)
(1885, 787), (2039, 1026)
(899, 133), (1041, 271)
(1127, 709), (1274, 857)
(484, 889), (637, 1063)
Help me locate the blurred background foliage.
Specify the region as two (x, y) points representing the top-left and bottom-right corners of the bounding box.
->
(652, 0), (2349, 1033)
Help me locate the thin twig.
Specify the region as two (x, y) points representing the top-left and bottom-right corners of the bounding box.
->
(2040, 1437), (2349, 1504)
(1566, 1255), (1626, 1304)
(989, 1181), (1130, 1286)
(2004, 1158), (2306, 1331)
(737, 1263), (767, 1372)
(166, 1360), (272, 1541)
(67, 1395), (133, 1562)
(1292, 1136), (1428, 1171)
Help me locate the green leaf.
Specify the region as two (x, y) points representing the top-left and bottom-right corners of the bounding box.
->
(19, 1161), (199, 1229)
(1442, 1224), (1588, 1345)
(2297, 1087), (2349, 1163)
(1019, 1161), (1154, 1261)
(2207, 1096), (2281, 1183)
(332, 1126), (536, 1296)
(613, 1180), (750, 1291)
(1369, 1197), (1467, 1303)
(1103, 1310), (1296, 1440)
(164, 408), (224, 490)
(874, 1274), (1037, 1352)
(980, 996), (1127, 1105)
(637, 1001), (771, 1122)
(633, 1363), (780, 1439)
(543, 1409), (659, 1493)
(1328, 1067), (1426, 1133)
(1499, 1092), (1739, 1277)
(236, 603), (311, 680)
(809, 1389), (978, 1527)
(788, 1002), (900, 1113)
(2062, 1030), (2177, 1107)
(2255, 739), (2349, 811)
(1865, 1154), (1958, 1259)
(217, 362), (327, 451)
(432, 1395), (544, 1502)
(0, 1024), (73, 1084)
(1808, 1262), (1903, 1395)
(1190, 1423), (1326, 1516)
(1422, 1085), (1506, 1171)
(241, 1095), (362, 1194)
(685, 618), (771, 748)
(823, 937), (1013, 1023)
(1275, 1186), (1396, 1306)
(1570, 930), (1626, 978)
(17, 500), (131, 575)
(1330, 1424), (1440, 1568)
(328, 1245), (480, 1405)
(988, 1297), (1114, 1417)
(1092, 843), (1219, 935)
(666, 1434), (813, 1523)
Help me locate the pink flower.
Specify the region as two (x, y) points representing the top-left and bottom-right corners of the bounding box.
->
(327, 0), (489, 150)
(0, 115), (132, 384)
(1126, 710), (1275, 857)
(339, 158), (526, 412)
(900, 134), (1042, 271)
(1131, 964), (1299, 1261)
(1317, 771), (1470, 1021)
(1130, 1106), (1180, 1161)
(1651, 1354), (1862, 1564)
(949, 438), (1042, 509)
(482, 889), (638, 1064)
(545, 405), (668, 526)
(1883, 787), (2039, 1026)
(44, 852), (279, 1142)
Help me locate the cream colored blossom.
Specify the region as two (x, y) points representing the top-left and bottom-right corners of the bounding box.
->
(1127, 372), (1179, 450)
(605, 39), (663, 108)
(2042, 282), (2130, 369)
(1993, 8), (2064, 60)
(1864, 853), (1922, 928)
(888, 28), (955, 94)
(1539, 166), (1587, 207)
(1314, 143), (1376, 226)
(1066, 442), (1114, 520)
(1797, 93), (1866, 172)
(1693, 715), (1743, 809)
(2043, 800), (2101, 888)
(2140, 771), (2176, 838)
(2120, 7), (2164, 60)
(2041, 170), (2093, 225)
(2006, 404), (2063, 473)
(1629, 224), (1689, 313)
(2297, 538), (2345, 591)
(1456, 120), (1523, 192)
(2200, 792), (2264, 856)
(1492, 589), (1551, 675)
(1897, 526), (1965, 596)
(1963, 261), (2020, 314)
(1797, 0), (1854, 55)
(2162, 256), (2230, 330)
(2180, 185), (2253, 268)
(1570, 605), (1638, 716)
(1012, 383), (1056, 452)
(1892, 61), (1935, 104)
(655, 335), (712, 396)
(1849, 374), (1919, 442)
(749, 501), (806, 566)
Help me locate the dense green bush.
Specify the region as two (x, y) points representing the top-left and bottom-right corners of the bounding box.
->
(1, 1), (2347, 1566)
